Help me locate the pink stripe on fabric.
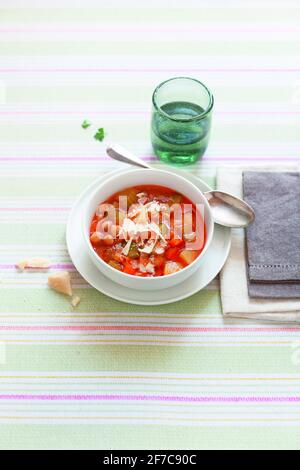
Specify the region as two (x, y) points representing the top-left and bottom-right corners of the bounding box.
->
(1, 264), (74, 270)
(0, 208), (70, 212)
(0, 156), (298, 162)
(0, 325), (299, 332)
(0, 111), (147, 116)
(0, 156), (157, 161)
(0, 68), (299, 73)
(0, 394), (299, 403)
(206, 156), (300, 161)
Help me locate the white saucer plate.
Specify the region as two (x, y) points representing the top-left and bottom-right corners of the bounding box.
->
(66, 168), (231, 305)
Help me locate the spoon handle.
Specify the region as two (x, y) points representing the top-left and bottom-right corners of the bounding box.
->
(107, 143), (151, 169)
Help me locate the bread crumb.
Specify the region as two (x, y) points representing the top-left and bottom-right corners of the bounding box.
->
(17, 258), (51, 270)
(48, 271), (72, 296)
(16, 260), (28, 270)
(71, 296), (81, 307)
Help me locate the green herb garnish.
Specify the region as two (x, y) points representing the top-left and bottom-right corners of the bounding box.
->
(94, 127), (105, 142)
(81, 119), (91, 129)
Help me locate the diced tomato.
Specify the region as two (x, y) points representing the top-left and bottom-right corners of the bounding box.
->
(165, 247), (180, 261)
(153, 255), (165, 268)
(97, 247), (114, 263)
(169, 238), (184, 248)
(155, 268), (164, 276)
(123, 263), (137, 275)
(139, 254), (149, 266)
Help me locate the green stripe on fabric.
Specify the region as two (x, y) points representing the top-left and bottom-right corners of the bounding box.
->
(1, 425), (300, 450)
(0, 344), (297, 374)
(1, 41), (299, 56)
(7, 86), (292, 104)
(0, 123), (298, 143)
(0, 8), (299, 23)
(0, 289), (221, 315)
(0, 176), (94, 198)
(0, 223), (66, 244)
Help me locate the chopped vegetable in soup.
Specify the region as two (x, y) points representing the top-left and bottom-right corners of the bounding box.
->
(89, 185), (206, 277)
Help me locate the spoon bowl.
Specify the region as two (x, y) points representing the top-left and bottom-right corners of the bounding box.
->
(204, 190), (255, 228)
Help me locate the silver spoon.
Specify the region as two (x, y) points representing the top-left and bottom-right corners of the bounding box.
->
(106, 143), (255, 228)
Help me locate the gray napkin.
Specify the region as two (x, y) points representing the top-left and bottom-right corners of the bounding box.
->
(243, 171), (300, 298)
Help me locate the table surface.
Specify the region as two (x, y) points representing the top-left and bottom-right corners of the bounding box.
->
(1, 0), (300, 450)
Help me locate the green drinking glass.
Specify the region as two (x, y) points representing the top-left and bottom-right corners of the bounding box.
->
(151, 77), (214, 164)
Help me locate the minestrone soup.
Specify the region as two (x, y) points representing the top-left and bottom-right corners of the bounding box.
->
(90, 185), (206, 277)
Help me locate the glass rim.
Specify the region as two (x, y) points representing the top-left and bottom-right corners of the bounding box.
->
(152, 76), (214, 122)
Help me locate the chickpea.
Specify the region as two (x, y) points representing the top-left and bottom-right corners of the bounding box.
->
(102, 235), (114, 246)
(90, 232), (102, 245)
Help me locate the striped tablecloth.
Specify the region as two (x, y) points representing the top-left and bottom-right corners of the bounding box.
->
(1, 0), (300, 450)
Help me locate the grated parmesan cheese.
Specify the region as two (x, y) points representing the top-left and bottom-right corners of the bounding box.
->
(122, 238), (133, 255)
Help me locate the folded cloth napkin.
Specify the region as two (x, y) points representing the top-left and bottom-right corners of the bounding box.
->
(243, 171), (300, 298)
(218, 164), (300, 323)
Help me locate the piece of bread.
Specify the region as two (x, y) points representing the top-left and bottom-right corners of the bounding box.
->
(16, 257), (51, 270)
(16, 260), (28, 270)
(48, 271), (72, 296)
(71, 296), (81, 307)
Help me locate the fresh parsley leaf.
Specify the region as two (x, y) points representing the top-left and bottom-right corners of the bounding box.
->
(81, 119), (91, 129)
(94, 128), (105, 142)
